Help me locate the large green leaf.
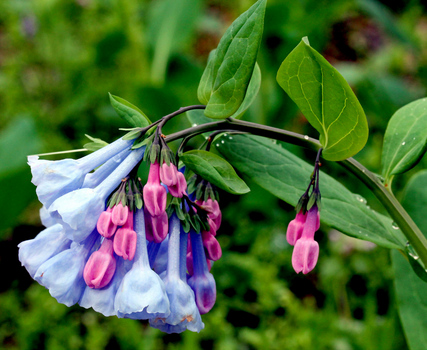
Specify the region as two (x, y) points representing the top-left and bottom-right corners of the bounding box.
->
(0, 118), (41, 234)
(198, 0), (266, 119)
(392, 170), (427, 350)
(382, 99), (427, 183)
(109, 93), (151, 128)
(217, 134), (405, 249)
(180, 150), (250, 195)
(276, 38), (369, 161)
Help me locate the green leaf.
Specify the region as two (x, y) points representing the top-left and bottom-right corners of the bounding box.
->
(109, 93), (151, 128)
(217, 134), (405, 249)
(200, 0), (266, 119)
(392, 170), (427, 350)
(276, 38), (369, 161)
(180, 150), (250, 195)
(229, 62), (262, 119)
(381, 98), (427, 183)
(198, 49), (217, 105)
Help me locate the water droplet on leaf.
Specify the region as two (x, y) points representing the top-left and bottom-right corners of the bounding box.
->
(304, 135), (309, 140)
(392, 222), (399, 230)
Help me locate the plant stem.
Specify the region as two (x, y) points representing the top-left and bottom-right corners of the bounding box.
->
(165, 117), (427, 267)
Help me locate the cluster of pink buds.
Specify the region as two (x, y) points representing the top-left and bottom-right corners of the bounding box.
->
(84, 178), (140, 288)
(286, 149), (322, 274)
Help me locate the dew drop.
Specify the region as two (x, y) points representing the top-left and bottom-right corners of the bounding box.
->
(216, 143), (220, 147)
(401, 141), (406, 145)
(354, 194), (367, 204)
(229, 136), (233, 140)
(392, 222), (399, 230)
(304, 135), (309, 140)
(221, 140), (225, 144)
(192, 123), (198, 127)
(223, 133), (228, 137)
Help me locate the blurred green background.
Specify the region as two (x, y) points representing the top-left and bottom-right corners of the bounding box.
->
(2, 0), (427, 349)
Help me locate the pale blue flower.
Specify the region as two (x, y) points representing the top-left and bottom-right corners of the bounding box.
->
(34, 232), (100, 307)
(114, 208), (170, 320)
(18, 224), (71, 278)
(49, 147), (145, 242)
(82, 148), (132, 189)
(150, 214), (204, 333)
(28, 137), (134, 208)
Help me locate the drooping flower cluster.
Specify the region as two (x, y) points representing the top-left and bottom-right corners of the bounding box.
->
(286, 149), (322, 274)
(19, 133), (223, 333)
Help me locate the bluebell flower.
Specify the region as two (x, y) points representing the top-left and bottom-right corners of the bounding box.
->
(114, 208), (170, 320)
(28, 137), (134, 208)
(150, 214), (204, 333)
(34, 231), (100, 307)
(148, 237), (169, 275)
(79, 257), (132, 317)
(188, 229), (217, 315)
(82, 148), (132, 189)
(18, 224), (71, 278)
(49, 147), (145, 242)
(39, 206), (58, 227)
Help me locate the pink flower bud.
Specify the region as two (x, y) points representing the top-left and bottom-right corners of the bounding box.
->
(292, 238), (319, 274)
(286, 210), (307, 246)
(202, 231), (222, 261)
(291, 206), (320, 274)
(111, 204), (129, 226)
(198, 198), (222, 230)
(96, 207), (117, 238)
(159, 162), (178, 187)
(145, 210), (168, 243)
(143, 162), (167, 216)
(113, 212), (137, 260)
(168, 172), (187, 198)
(84, 238), (116, 289)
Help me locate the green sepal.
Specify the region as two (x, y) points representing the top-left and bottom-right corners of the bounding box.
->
(150, 144), (161, 164)
(83, 134), (109, 152)
(122, 129), (143, 141)
(182, 213), (191, 233)
(135, 193), (143, 210)
(109, 93), (151, 128)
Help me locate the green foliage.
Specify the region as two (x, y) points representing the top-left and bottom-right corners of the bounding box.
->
(180, 150), (250, 195)
(382, 99), (427, 183)
(109, 93), (152, 128)
(217, 134), (405, 249)
(198, 0), (266, 119)
(393, 170), (427, 350)
(277, 38), (369, 161)
(0, 118), (41, 234)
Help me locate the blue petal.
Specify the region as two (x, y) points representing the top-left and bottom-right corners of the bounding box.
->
(114, 267), (170, 320)
(149, 237), (169, 274)
(34, 234), (99, 307)
(49, 188), (105, 242)
(79, 257), (132, 316)
(153, 277), (204, 333)
(18, 224), (71, 278)
(28, 156), (86, 208)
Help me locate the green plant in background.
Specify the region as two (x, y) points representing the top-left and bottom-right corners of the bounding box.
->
(4, 0), (427, 349)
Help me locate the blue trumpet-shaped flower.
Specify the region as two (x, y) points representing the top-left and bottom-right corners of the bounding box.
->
(28, 137), (134, 208)
(34, 232), (100, 307)
(150, 214), (204, 333)
(18, 224), (71, 278)
(114, 208), (170, 320)
(49, 147), (145, 242)
(188, 229), (217, 315)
